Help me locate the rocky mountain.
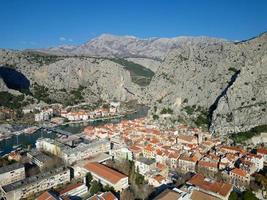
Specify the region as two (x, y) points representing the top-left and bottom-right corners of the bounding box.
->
(146, 32), (267, 134)
(35, 34), (224, 60)
(0, 33), (266, 135)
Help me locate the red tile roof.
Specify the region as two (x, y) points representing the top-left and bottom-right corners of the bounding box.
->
(89, 192), (117, 200)
(59, 183), (83, 195)
(257, 148), (267, 155)
(187, 174), (232, 197)
(36, 191), (59, 200)
(231, 168), (248, 177)
(198, 161), (218, 168)
(84, 162), (127, 184)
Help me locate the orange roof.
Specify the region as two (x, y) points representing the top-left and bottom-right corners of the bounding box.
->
(188, 174), (232, 197)
(177, 135), (196, 142)
(36, 191), (59, 200)
(102, 192), (117, 200)
(231, 168), (248, 177)
(84, 162), (127, 184)
(144, 144), (154, 152)
(221, 146), (245, 153)
(257, 148), (267, 155)
(154, 174), (165, 183)
(156, 162), (166, 170)
(191, 190), (219, 200)
(198, 161), (218, 168)
(130, 145), (142, 152)
(89, 192), (117, 200)
(59, 183), (83, 195)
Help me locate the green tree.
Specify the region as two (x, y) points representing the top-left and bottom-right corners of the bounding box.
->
(242, 190), (258, 200)
(228, 191), (238, 200)
(85, 172), (93, 187)
(89, 180), (102, 195)
(103, 184), (115, 193)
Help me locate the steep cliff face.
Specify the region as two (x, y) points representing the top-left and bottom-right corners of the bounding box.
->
(33, 57), (141, 102)
(146, 33), (267, 134)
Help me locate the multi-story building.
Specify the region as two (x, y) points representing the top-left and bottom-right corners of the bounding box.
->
(0, 167), (70, 200)
(27, 150), (55, 170)
(83, 162), (128, 191)
(59, 182), (88, 198)
(135, 157), (156, 176)
(257, 148), (267, 164)
(36, 138), (63, 157)
(87, 191), (118, 200)
(178, 154), (198, 172)
(35, 108), (54, 122)
(0, 163), (25, 186)
(36, 138), (110, 165)
(229, 168), (250, 188)
(110, 147), (133, 161)
(187, 173), (233, 200)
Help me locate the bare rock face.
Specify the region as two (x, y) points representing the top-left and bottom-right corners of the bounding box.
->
(146, 33), (267, 134)
(35, 34), (225, 60)
(0, 78), (8, 91)
(33, 57), (141, 102)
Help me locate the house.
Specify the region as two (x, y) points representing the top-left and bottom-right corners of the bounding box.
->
(190, 190), (220, 200)
(83, 163), (128, 191)
(87, 191), (118, 200)
(229, 168), (250, 188)
(166, 151), (180, 169)
(153, 188), (190, 200)
(245, 153), (264, 171)
(220, 146), (245, 155)
(239, 158), (256, 175)
(198, 160), (218, 173)
(0, 163), (25, 186)
(176, 134), (198, 145)
(178, 153), (198, 172)
(135, 157), (156, 175)
(148, 174), (170, 187)
(187, 173), (233, 200)
(110, 147), (133, 161)
(36, 191), (61, 200)
(257, 148), (267, 163)
(143, 144), (155, 158)
(59, 182), (88, 198)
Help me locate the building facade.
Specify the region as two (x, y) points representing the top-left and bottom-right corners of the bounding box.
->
(0, 163), (25, 187)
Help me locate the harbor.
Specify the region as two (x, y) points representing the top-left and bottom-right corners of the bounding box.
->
(0, 105), (148, 156)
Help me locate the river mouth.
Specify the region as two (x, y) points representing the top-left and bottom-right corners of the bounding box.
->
(0, 105), (149, 156)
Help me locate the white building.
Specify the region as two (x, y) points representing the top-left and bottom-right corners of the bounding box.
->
(110, 147), (133, 161)
(0, 167), (70, 200)
(0, 163), (25, 186)
(35, 108), (54, 122)
(36, 138), (110, 165)
(135, 157), (156, 176)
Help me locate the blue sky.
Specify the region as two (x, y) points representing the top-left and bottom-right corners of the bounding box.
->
(0, 0), (266, 49)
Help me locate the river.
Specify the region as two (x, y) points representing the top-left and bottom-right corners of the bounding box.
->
(0, 105), (148, 156)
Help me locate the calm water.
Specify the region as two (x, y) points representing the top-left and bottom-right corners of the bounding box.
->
(0, 105), (148, 156)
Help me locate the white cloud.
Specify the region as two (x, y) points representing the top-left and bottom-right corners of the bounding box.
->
(59, 37), (66, 41)
(59, 37), (73, 42)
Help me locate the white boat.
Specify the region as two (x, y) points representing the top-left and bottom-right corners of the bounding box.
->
(12, 144), (21, 149)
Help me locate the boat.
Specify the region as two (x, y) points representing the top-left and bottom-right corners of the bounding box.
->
(12, 144), (21, 149)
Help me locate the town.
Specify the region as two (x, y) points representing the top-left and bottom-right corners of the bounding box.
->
(0, 102), (266, 200)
